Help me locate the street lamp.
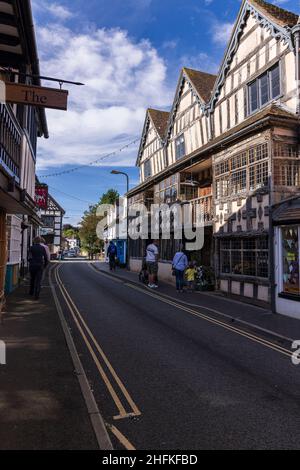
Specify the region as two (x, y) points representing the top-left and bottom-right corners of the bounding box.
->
(111, 170), (130, 269)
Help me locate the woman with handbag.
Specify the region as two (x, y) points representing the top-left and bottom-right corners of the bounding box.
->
(172, 247), (188, 293)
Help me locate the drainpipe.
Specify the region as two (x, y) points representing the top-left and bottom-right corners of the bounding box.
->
(292, 19), (300, 115)
(269, 203), (276, 313)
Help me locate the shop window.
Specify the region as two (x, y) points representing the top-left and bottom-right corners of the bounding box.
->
(281, 227), (300, 295)
(220, 237), (269, 278)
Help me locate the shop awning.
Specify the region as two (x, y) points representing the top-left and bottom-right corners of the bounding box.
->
(0, 186), (35, 215)
(273, 197), (300, 226)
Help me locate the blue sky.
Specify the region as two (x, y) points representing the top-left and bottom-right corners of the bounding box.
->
(32, 0), (299, 225)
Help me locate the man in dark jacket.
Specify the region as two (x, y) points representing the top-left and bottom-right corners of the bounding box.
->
(28, 237), (49, 300)
(107, 241), (117, 271)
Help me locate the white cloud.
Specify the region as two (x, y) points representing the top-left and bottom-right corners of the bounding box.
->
(162, 40), (178, 49)
(211, 22), (234, 46)
(35, 23), (172, 169)
(32, 1), (74, 21)
(46, 3), (73, 20)
(179, 52), (219, 75)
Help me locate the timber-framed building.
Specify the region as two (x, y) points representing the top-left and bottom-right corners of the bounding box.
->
(127, 0), (300, 317)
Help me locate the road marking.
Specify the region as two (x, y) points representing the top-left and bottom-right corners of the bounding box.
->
(91, 267), (292, 341)
(55, 265), (141, 420)
(151, 292), (293, 343)
(90, 267), (293, 358)
(89, 263), (123, 282)
(48, 265), (113, 450)
(124, 283), (293, 359)
(107, 424), (136, 451)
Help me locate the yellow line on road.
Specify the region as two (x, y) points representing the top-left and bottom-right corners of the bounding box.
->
(125, 283), (293, 359)
(89, 263), (123, 282)
(55, 265), (141, 419)
(108, 424), (136, 451)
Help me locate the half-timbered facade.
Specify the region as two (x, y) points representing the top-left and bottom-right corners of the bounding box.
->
(127, 0), (300, 312)
(40, 194), (65, 259)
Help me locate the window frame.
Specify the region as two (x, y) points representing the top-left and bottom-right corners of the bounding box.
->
(175, 134), (186, 161)
(144, 159), (152, 179)
(247, 62), (281, 115)
(220, 237), (269, 279)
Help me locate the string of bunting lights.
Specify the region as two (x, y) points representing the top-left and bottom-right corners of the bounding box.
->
(38, 137), (140, 179)
(39, 40), (281, 179)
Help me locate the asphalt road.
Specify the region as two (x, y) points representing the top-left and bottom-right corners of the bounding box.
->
(54, 261), (300, 450)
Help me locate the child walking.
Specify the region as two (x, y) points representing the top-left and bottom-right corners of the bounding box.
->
(185, 262), (197, 291)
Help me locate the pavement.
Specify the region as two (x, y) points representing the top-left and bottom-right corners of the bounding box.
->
(93, 261), (300, 344)
(0, 266), (99, 450)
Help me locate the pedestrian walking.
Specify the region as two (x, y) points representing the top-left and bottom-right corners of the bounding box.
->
(107, 241), (117, 271)
(146, 240), (159, 289)
(28, 237), (49, 300)
(41, 238), (51, 262)
(172, 247), (188, 293)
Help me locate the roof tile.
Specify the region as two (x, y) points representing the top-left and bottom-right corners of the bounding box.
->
(183, 68), (217, 103)
(249, 0), (298, 28)
(148, 108), (170, 140)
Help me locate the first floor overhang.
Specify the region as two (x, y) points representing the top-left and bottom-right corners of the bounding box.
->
(128, 104), (299, 199)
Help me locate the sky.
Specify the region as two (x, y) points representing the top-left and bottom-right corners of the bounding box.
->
(32, 0), (300, 225)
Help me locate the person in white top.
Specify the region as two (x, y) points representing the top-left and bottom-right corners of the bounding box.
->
(146, 240), (159, 289)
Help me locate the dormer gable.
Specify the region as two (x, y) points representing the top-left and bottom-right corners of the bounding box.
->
(208, 0), (298, 112)
(166, 67), (217, 142)
(136, 108), (169, 167)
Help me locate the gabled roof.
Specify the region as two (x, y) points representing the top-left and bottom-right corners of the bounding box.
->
(249, 0), (298, 28)
(136, 108), (170, 165)
(165, 67), (217, 141)
(183, 68), (217, 104)
(208, 0), (298, 111)
(148, 108), (170, 140)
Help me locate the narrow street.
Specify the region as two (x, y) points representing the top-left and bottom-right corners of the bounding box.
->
(51, 260), (300, 450)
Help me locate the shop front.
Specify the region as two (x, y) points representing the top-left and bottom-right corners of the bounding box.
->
(274, 198), (300, 319)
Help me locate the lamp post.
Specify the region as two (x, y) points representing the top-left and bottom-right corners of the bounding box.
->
(111, 170), (130, 269)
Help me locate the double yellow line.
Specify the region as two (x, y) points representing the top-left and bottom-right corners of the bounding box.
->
(124, 283), (293, 359)
(53, 264), (141, 421)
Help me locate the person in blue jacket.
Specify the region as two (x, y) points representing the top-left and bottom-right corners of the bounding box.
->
(172, 247), (188, 293)
(107, 241), (117, 271)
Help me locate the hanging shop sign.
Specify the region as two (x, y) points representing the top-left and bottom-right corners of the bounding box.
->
(4, 82), (68, 111)
(35, 185), (49, 210)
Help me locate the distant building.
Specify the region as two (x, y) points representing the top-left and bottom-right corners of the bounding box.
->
(40, 194), (65, 259)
